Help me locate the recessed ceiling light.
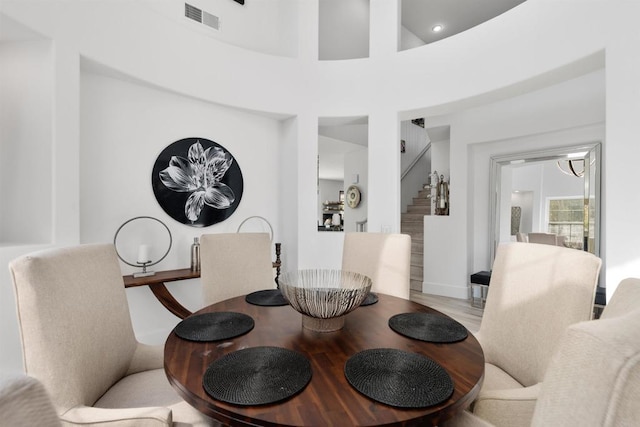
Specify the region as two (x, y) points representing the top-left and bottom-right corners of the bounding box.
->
(432, 24), (443, 33)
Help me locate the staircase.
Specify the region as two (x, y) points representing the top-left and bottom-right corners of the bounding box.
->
(402, 186), (431, 291)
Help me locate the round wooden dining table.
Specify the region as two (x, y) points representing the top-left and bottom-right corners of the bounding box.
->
(164, 293), (484, 426)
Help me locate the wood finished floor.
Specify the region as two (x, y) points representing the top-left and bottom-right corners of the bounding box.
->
(409, 291), (483, 334)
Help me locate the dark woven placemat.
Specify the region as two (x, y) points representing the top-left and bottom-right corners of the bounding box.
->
(245, 289), (289, 306)
(344, 348), (453, 408)
(174, 312), (254, 342)
(203, 346), (312, 406)
(388, 312), (468, 343)
(360, 292), (379, 306)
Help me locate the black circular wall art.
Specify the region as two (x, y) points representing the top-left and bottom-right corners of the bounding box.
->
(152, 137), (243, 227)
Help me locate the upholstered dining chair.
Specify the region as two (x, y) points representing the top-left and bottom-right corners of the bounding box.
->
(515, 232), (528, 243)
(443, 277), (640, 427)
(599, 277), (640, 320)
(0, 374), (60, 427)
(469, 242), (602, 427)
(341, 232), (411, 300)
(200, 232), (274, 306)
(9, 244), (215, 426)
(526, 232), (558, 245)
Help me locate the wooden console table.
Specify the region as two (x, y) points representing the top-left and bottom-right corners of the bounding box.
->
(123, 268), (200, 319)
(123, 243), (282, 319)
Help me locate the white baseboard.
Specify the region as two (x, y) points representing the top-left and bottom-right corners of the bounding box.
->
(421, 281), (469, 300)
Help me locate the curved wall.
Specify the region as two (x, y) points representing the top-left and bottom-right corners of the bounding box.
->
(0, 0), (607, 115)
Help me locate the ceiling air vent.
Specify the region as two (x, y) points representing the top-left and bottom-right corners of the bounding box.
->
(184, 3), (202, 23)
(185, 3), (220, 31)
(202, 11), (220, 30)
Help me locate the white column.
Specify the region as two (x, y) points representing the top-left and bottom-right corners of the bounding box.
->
(368, 110), (401, 233)
(423, 124), (469, 299)
(604, 2), (640, 299)
(367, 0), (401, 233)
(297, 0), (319, 62)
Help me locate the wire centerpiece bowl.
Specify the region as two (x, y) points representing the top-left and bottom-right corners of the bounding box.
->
(279, 269), (372, 332)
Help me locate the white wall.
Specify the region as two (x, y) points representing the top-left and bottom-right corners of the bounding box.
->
(0, 27), (81, 373)
(318, 134), (363, 180)
(343, 148), (368, 232)
(431, 140), (450, 182)
(0, 41), (53, 244)
(319, 0), (370, 60)
(422, 134), (455, 296)
(143, 0), (299, 58)
(423, 124), (466, 297)
(427, 69), (606, 298)
(79, 71), (282, 343)
(541, 160), (585, 199)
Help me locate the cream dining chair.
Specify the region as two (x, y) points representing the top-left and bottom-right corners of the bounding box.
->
(526, 232), (558, 245)
(599, 277), (640, 320)
(469, 242), (602, 427)
(0, 374), (61, 427)
(341, 232), (411, 300)
(200, 232), (275, 306)
(444, 277), (640, 427)
(9, 244), (215, 426)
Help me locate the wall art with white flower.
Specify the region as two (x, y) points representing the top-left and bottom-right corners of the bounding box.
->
(152, 137), (244, 227)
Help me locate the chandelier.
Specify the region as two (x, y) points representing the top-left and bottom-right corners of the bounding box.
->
(557, 157), (595, 178)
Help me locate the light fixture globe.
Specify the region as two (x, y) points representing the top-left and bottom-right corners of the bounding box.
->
(279, 269), (372, 332)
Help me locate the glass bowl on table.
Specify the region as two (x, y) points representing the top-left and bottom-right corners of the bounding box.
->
(278, 269), (372, 332)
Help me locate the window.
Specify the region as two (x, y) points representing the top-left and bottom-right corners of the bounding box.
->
(547, 197), (584, 249)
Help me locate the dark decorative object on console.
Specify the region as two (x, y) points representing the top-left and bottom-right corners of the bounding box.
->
(152, 137), (243, 227)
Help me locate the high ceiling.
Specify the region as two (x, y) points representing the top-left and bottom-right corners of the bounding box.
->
(402, 0), (526, 45)
(319, 0), (528, 61)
